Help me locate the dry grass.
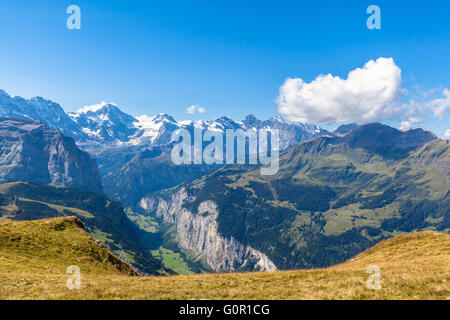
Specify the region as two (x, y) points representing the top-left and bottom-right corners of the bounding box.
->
(0, 217), (137, 276)
(0, 219), (449, 300)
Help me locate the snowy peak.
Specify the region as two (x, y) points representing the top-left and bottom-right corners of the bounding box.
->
(72, 101), (137, 124)
(152, 113), (177, 124)
(69, 102), (138, 143)
(243, 114), (262, 128)
(129, 114), (181, 145)
(0, 89), (10, 97)
(214, 116), (242, 130)
(239, 114), (325, 149)
(0, 90), (84, 139)
(269, 115), (288, 123)
(76, 101), (117, 114)
(173, 114), (324, 150)
(179, 116), (241, 132)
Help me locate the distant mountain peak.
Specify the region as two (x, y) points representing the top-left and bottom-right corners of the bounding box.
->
(333, 123), (359, 136)
(0, 117), (103, 192)
(243, 113), (260, 122)
(245, 114), (258, 120)
(314, 122), (438, 160)
(345, 122), (436, 144)
(269, 115), (288, 123)
(153, 113), (176, 123)
(76, 101), (119, 114)
(30, 96), (49, 102)
(243, 114), (263, 128)
(216, 115), (234, 121)
(0, 90), (84, 140)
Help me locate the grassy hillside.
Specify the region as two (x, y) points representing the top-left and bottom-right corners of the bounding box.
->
(0, 181), (168, 275)
(0, 220), (448, 299)
(0, 217), (136, 275)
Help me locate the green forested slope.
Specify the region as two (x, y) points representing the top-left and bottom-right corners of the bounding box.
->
(175, 124), (448, 269)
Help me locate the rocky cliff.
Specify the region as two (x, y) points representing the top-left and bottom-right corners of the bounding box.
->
(140, 188), (277, 272)
(0, 118), (103, 193)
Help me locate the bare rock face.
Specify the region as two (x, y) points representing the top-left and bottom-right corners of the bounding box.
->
(0, 118), (103, 193)
(140, 188), (277, 272)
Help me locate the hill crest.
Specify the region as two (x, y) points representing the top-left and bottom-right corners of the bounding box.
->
(0, 216), (138, 275)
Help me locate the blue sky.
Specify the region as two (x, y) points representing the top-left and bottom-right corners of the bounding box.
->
(0, 0), (449, 136)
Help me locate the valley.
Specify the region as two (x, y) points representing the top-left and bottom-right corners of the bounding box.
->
(138, 124), (449, 272)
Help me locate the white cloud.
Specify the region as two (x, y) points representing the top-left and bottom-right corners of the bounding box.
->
(399, 121), (411, 131)
(445, 129), (450, 138)
(186, 105), (206, 114)
(399, 117), (422, 131)
(427, 88), (450, 118)
(408, 117), (422, 124)
(277, 57), (405, 124)
(397, 88), (450, 128)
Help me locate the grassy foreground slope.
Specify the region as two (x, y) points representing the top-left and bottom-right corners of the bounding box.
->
(0, 217), (136, 275)
(0, 181), (167, 275)
(0, 219), (448, 299)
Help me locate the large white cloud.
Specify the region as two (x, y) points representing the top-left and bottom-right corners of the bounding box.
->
(277, 57), (404, 124)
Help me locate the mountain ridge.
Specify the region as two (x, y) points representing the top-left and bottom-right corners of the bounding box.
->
(0, 216), (138, 275)
(0, 117), (103, 193)
(0, 89), (326, 153)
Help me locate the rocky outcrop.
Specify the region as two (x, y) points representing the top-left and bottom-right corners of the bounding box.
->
(140, 188), (277, 272)
(0, 118), (103, 193)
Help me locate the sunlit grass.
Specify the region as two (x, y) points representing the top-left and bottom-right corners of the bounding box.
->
(0, 218), (448, 300)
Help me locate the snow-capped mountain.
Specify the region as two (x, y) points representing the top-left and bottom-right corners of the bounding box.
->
(65, 100), (328, 152)
(177, 114), (327, 150)
(0, 89), (85, 140)
(68, 102), (139, 143)
(0, 89), (326, 152)
(241, 114), (324, 150)
(130, 113), (181, 146)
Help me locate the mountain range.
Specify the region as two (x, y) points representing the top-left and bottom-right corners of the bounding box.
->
(0, 88), (448, 276)
(0, 89), (331, 206)
(0, 89), (327, 153)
